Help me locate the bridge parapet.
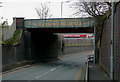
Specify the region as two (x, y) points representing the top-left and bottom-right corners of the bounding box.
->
(24, 18), (94, 28)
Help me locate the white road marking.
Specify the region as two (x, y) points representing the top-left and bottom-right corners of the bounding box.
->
(35, 65), (63, 79)
(43, 72), (47, 75)
(35, 71), (50, 78)
(35, 60), (84, 79)
(57, 65), (64, 68)
(50, 68), (56, 71)
(35, 75), (43, 78)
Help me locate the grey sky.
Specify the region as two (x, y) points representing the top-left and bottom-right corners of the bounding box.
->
(1, 0), (119, 25)
(1, 0), (77, 25)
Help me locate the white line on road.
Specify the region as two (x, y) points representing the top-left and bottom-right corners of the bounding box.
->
(57, 65), (64, 68)
(35, 75), (43, 78)
(35, 65), (64, 79)
(43, 72), (48, 75)
(35, 71), (50, 78)
(50, 68), (56, 71)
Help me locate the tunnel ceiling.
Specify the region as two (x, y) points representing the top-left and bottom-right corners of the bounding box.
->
(26, 27), (94, 33)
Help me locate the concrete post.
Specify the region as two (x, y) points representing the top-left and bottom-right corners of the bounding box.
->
(15, 17), (24, 30)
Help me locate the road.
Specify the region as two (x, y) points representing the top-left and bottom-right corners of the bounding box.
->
(2, 51), (92, 81)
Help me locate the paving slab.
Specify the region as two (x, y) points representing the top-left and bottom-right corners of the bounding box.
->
(88, 62), (109, 80)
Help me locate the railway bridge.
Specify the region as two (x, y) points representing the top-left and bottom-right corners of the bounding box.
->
(16, 17), (95, 61)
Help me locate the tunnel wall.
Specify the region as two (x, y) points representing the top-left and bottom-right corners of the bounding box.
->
(25, 32), (61, 61)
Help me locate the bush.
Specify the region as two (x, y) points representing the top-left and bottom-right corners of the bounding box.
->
(2, 30), (21, 46)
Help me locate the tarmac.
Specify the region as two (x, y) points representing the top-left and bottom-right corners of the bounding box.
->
(88, 62), (110, 81)
(87, 51), (110, 81)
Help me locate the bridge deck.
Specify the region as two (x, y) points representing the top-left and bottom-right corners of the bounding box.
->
(24, 18), (94, 29)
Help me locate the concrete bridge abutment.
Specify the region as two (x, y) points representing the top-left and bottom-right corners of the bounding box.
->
(15, 17), (62, 61)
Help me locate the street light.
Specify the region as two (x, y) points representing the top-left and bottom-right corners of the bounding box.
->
(61, 1), (70, 18)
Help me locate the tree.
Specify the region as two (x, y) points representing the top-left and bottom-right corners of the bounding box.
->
(35, 3), (52, 19)
(71, 0), (111, 21)
(71, 0), (112, 49)
(1, 21), (9, 29)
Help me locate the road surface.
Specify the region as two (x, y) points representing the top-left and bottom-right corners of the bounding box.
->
(2, 51), (92, 81)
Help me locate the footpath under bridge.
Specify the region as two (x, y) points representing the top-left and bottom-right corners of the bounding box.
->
(17, 17), (94, 60)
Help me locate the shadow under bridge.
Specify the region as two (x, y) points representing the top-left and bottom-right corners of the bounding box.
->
(22, 18), (94, 61)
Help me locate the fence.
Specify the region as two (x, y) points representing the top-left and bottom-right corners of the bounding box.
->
(64, 39), (94, 46)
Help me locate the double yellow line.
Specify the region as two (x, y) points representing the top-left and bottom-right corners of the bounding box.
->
(0, 67), (28, 77)
(74, 69), (82, 81)
(0, 64), (41, 77)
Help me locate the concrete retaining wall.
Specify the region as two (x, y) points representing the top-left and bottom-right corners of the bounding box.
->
(2, 33), (26, 71)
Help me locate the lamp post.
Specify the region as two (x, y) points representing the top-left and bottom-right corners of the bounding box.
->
(61, 1), (70, 18)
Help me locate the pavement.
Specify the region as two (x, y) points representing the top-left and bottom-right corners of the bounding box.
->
(88, 61), (110, 81)
(86, 51), (110, 81)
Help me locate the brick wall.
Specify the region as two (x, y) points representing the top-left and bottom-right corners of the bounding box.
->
(16, 18), (24, 29)
(113, 2), (120, 80)
(0, 27), (2, 45)
(99, 15), (111, 76)
(99, 2), (120, 80)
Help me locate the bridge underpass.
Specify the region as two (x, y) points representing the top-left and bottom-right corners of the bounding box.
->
(21, 18), (94, 61)
(2, 17), (95, 80)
